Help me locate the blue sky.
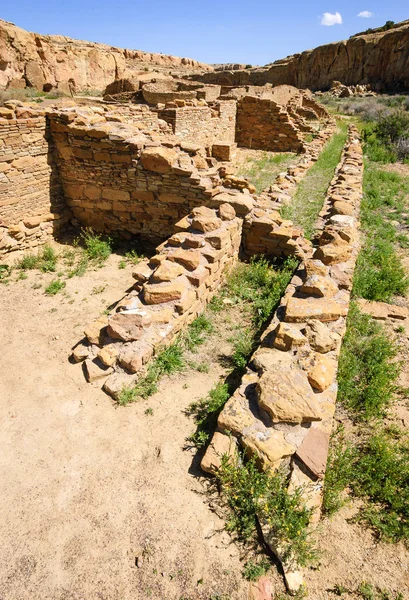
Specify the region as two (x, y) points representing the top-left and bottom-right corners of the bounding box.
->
(1, 1), (407, 65)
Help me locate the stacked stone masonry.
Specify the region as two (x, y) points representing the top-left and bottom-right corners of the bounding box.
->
(201, 125), (363, 592)
(0, 106), (68, 255)
(243, 119), (336, 258)
(71, 205), (242, 399)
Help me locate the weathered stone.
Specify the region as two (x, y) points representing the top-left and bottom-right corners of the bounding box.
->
(251, 349), (294, 373)
(103, 372), (136, 400)
(212, 192), (253, 216)
(191, 216), (223, 233)
(304, 258), (329, 278)
(191, 206), (216, 219)
(314, 242), (352, 265)
(218, 392), (256, 437)
(72, 343), (90, 362)
(143, 282), (184, 304)
(132, 263), (154, 283)
(140, 146), (177, 173)
(97, 344), (119, 367)
(301, 274), (338, 298)
(84, 358), (113, 383)
(273, 322), (307, 351)
(151, 260), (185, 282)
(306, 354), (337, 392)
(200, 431), (237, 475)
(107, 312), (151, 341)
(256, 369), (322, 424)
(295, 427), (330, 479)
(218, 202), (236, 221)
(285, 297), (347, 323)
(304, 320), (340, 353)
(84, 315), (108, 345)
(242, 428), (295, 470)
(169, 248), (201, 270)
(357, 299), (409, 321)
(332, 200), (354, 216)
(249, 576), (275, 600)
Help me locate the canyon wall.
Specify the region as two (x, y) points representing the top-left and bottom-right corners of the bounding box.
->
(195, 20), (409, 92)
(0, 19), (212, 93)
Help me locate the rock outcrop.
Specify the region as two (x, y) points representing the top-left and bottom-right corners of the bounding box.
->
(194, 20), (409, 92)
(0, 19), (212, 92)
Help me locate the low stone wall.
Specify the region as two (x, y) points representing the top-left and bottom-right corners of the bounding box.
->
(201, 125), (363, 591)
(72, 204), (242, 398)
(236, 96), (305, 152)
(0, 106), (68, 256)
(242, 121), (336, 258)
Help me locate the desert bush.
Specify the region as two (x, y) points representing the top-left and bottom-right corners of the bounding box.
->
(218, 454), (318, 566)
(338, 304), (401, 420)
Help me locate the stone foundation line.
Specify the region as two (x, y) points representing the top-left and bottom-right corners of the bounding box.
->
(72, 204), (242, 399)
(201, 125), (363, 593)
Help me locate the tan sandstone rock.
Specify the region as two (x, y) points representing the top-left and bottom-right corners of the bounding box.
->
(107, 312), (152, 341)
(143, 282), (184, 304)
(306, 354), (337, 392)
(200, 431), (237, 475)
(140, 146), (178, 174)
(256, 369), (322, 424)
(285, 297), (347, 323)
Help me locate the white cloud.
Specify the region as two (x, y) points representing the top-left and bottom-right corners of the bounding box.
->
(321, 12), (343, 26)
(357, 10), (374, 17)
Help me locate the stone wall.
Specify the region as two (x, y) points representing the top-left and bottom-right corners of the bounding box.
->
(201, 125), (363, 592)
(158, 100), (236, 147)
(0, 106), (68, 256)
(48, 109), (226, 241)
(236, 96), (305, 152)
(72, 204), (242, 398)
(242, 121), (336, 258)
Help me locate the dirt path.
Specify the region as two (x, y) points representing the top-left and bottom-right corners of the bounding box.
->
(0, 253), (250, 600)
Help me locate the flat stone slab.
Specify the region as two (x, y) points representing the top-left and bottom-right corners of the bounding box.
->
(285, 297), (347, 323)
(357, 299), (408, 321)
(295, 427), (330, 479)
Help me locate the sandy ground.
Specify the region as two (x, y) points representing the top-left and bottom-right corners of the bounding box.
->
(0, 252), (251, 600)
(1, 237), (409, 599)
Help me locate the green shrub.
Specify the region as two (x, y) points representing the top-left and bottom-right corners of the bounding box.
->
(374, 110), (409, 145)
(352, 429), (409, 542)
(242, 558), (271, 581)
(323, 428), (357, 515)
(338, 304), (401, 420)
(45, 279), (66, 295)
(229, 329), (255, 370)
(218, 455), (318, 566)
(79, 228), (112, 262)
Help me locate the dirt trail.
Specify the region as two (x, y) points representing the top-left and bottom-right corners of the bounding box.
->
(0, 253), (250, 600)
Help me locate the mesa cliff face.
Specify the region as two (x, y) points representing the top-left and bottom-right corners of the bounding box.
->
(196, 20), (409, 92)
(0, 19), (212, 92)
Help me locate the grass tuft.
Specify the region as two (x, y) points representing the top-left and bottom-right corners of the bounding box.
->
(45, 279), (66, 295)
(186, 383), (230, 448)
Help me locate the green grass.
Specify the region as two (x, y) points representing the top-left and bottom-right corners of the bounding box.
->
(228, 329), (255, 370)
(358, 582), (404, 600)
(117, 314), (215, 406)
(218, 454), (318, 567)
(337, 303), (401, 421)
(237, 152), (296, 194)
(44, 279), (66, 295)
(16, 244), (57, 273)
(352, 164), (409, 301)
(281, 121), (348, 238)
(186, 382), (231, 448)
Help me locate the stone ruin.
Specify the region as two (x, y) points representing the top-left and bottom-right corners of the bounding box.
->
(0, 83), (365, 592)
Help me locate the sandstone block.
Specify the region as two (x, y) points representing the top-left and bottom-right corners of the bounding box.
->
(273, 322), (307, 351)
(301, 274), (338, 298)
(143, 282), (184, 304)
(84, 358), (113, 383)
(84, 315), (108, 345)
(200, 431), (237, 475)
(107, 312), (151, 341)
(295, 427), (330, 479)
(306, 354), (337, 392)
(140, 146), (177, 173)
(169, 248), (201, 270)
(72, 343), (90, 362)
(219, 203), (236, 221)
(97, 344), (119, 367)
(304, 320), (340, 353)
(242, 428), (295, 470)
(151, 260), (185, 282)
(285, 297), (347, 323)
(356, 299), (409, 321)
(256, 369), (322, 424)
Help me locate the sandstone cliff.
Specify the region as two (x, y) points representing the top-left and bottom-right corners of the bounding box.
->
(196, 20), (409, 92)
(0, 19), (212, 92)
